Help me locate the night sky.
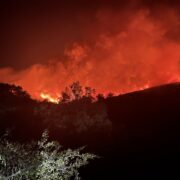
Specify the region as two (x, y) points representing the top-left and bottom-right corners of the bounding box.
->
(1, 0), (180, 69)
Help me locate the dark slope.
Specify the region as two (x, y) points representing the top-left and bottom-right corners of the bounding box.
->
(106, 82), (180, 147)
(1, 82), (180, 178)
(82, 83), (180, 179)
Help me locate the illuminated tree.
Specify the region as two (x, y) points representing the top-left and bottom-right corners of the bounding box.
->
(0, 131), (96, 180)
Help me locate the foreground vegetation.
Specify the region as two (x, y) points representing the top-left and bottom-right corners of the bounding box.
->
(0, 130), (96, 180)
(0, 82), (111, 179)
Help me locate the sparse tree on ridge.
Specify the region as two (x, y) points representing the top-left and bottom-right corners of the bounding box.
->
(60, 81), (96, 103)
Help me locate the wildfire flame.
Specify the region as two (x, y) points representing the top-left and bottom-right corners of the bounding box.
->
(0, 6), (180, 101)
(40, 93), (59, 104)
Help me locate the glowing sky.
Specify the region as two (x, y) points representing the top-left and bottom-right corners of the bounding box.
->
(0, 0), (180, 100)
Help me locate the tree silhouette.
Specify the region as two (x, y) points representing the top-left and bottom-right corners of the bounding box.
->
(70, 81), (83, 100)
(60, 82), (96, 103)
(0, 83), (31, 104)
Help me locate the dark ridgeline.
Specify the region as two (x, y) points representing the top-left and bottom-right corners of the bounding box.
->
(0, 82), (180, 178)
(81, 83), (180, 179)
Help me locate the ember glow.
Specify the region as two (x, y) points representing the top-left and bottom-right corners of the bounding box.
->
(0, 1), (180, 100)
(40, 93), (59, 103)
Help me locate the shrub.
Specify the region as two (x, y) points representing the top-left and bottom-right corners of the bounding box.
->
(0, 130), (96, 180)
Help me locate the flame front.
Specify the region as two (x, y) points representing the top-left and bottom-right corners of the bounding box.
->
(40, 93), (59, 104)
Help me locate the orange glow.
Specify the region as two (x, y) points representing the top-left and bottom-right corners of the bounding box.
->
(0, 9), (180, 100)
(40, 92), (59, 104)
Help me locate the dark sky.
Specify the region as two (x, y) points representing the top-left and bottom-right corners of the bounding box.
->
(0, 0), (180, 69)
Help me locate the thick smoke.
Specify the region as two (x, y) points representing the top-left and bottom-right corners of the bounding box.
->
(0, 1), (180, 100)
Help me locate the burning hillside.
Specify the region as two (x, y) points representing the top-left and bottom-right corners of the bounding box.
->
(0, 1), (180, 101)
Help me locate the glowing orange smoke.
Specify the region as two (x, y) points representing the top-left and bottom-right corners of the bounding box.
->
(0, 8), (180, 100)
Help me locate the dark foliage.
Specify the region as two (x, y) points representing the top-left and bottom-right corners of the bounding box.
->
(1, 82), (180, 178)
(0, 83), (44, 141)
(0, 83), (111, 150)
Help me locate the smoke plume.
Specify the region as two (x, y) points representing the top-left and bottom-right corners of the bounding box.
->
(1, 1), (180, 100)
